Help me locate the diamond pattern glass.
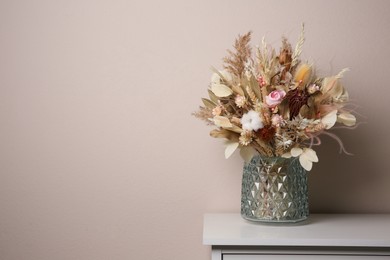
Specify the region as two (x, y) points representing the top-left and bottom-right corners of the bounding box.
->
(241, 155), (309, 223)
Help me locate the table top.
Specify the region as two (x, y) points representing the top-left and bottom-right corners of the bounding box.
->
(203, 213), (390, 247)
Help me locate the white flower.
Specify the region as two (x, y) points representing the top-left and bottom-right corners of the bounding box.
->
(241, 110), (263, 131)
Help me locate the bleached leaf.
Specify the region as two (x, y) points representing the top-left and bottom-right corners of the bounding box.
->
(211, 73), (221, 84)
(281, 152), (292, 158)
(209, 129), (238, 141)
(213, 116), (233, 128)
(225, 142), (239, 159)
(334, 87), (349, 102)
(210, 68), (232, 84)
(303, 148), (318, 162)
(322, 110), (338, 129)
(211, 84), (233, 97)
(321, 77), (337, 94)
(240, 146), (257, 163)
(208, 89), (219, 103)
(201, 98), (216, 109)
(299, 155), (313, 171)
(337, 112), (356, 126)
(291, 147), (303, 157)
(210, 129), (228, 139)
(226, 124), (242, 133)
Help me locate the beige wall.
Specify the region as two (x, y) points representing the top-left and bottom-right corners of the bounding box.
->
(1, 0), (390, 259)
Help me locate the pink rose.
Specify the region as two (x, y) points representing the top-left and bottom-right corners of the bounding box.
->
(265, 90), (286, 107)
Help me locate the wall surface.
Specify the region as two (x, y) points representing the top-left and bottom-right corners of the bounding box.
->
(1, 0), (390, 259)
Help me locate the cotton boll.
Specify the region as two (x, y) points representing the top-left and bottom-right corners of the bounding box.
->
(241, 110), (264, 131)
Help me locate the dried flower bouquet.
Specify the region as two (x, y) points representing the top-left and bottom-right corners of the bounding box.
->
(193, 25), (356, 171)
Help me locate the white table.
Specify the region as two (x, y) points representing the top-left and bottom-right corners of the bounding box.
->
(203, 213), (390, 259)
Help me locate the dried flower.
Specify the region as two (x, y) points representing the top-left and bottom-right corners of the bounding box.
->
(271, 114), (284, 127)
(239, 130), (253, 146)
(234, 95), (246, 108)
(307, 84), (320, 94)
(294, 63), (312, 86)
(212, 106), (222, 116)
(265, 90), (286, 107)
(285, 88), (309, 119)
(194, 26), (357, 171)
(256, 126), (276, 142)
(257, 76), (266, 87)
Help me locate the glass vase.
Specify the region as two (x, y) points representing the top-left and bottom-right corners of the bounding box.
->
(241, 155), (309, 223)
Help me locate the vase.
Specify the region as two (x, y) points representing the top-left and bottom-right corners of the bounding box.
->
(241, 155), (309, 223)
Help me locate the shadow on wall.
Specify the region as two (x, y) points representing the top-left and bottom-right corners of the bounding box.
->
(309, 124), (387, 213)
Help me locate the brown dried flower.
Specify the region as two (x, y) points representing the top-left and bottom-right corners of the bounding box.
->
(285, 88), (309, 119)
(256, 126), (276, 142)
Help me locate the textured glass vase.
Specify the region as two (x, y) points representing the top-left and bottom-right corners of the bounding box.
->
(241, 155), (309, 223)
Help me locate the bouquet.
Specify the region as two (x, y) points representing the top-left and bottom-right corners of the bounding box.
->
(193, 25), (357, 171)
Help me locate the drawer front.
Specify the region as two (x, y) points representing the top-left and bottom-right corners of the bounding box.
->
(224, 255), (390, 260)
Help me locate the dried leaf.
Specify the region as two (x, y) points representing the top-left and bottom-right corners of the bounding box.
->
(299, 155), (313, 171)
(322, 110), (337, 129)
(321, 77), (336, 94)
(210, 67), (232, 84)
(210, 129), (239, 142)
(202, 98), (216, 109)
(225, 141), (239, 159)
(226, 124), (242, 133)
(211, 84), (233, 97)
(208, 89), (219, 103)
(337, 112), (356, 126)
(240, 146), (257, 163)
(291, 147), (303, 157)
(303, 148), (318, 162)
(213, 116), (233, 128)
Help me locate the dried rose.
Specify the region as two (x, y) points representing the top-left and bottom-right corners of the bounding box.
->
(265, 90), (286, 107)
